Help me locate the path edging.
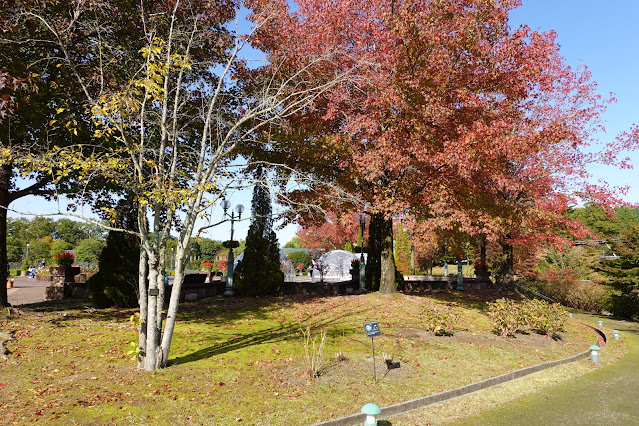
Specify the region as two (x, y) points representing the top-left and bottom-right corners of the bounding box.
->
(311, 325), (606, 426)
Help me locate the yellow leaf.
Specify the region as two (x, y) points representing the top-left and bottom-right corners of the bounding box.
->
(73, 129), (78, 136)
(49, 119), (56, 126)
(56, 63), (62, 68)
(56, 107), (65, 114)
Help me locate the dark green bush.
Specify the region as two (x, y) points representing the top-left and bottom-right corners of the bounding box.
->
(603, 291), (639, 321)
(87, 229), (139, 308)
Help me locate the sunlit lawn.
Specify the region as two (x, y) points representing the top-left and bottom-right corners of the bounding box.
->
(1, 291), (597, 425)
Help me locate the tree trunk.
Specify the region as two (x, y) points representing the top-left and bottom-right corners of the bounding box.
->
(500, 234), (514, 289)
(379, 216), (397, 294)
(480, 235), (486, 264)
(0, 164), (11, 307)
(160, 245), (186, 366)
(137, 249), (148, 369)
(144, 255), (160, 371)
(156, 247), (166, 336)
(365, 213), (382, 291)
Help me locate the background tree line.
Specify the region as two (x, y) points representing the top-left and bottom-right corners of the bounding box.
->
(7, 216), (245, 272)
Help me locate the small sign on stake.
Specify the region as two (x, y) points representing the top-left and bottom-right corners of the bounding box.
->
(363, 321), (382, 382)
(364, 321), (381, 337)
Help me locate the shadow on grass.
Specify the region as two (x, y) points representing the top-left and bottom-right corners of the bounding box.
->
(168, 298), (367, 366)
(403, 288), (513, 314)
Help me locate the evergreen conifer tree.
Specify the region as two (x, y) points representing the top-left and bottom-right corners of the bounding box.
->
(87, 199), (140, 307)
(234, 167), (284, 296)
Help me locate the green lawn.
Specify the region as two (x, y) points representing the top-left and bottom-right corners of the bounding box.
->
(0, 291), (600, 425)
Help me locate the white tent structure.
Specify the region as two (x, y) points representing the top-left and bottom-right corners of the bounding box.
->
(312, 250), (363, 282)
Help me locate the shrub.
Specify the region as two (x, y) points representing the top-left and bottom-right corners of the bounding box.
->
(603, 291), (639, 321)
(522, 299), (565, 336)
(423, 305), (459, 336)
(488, 298), (566, 337)
(488, 298), (524, 336)
(87, 229), (139, 308)
(531, 269), (608, 312)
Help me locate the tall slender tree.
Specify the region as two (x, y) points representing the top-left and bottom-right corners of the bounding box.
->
(11, 0), (351, 370)
(234, 166), (284, 296)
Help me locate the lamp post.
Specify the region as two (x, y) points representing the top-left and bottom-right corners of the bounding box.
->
(170, 248), (174, 271)
(26, 243), (30, 262)
(358, 213), (367, 292)
(222, 199), (244, 296)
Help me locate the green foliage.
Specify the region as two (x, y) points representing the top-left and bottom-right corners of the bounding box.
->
(394, 226), (412, 275)
(284, 236), (303, 249)
(87, 205), (139, 308)
(5, 236), (23, 263)
(50, 239), (72, 259)
(521, 299), (566, 336)
(569, 204), (639, 239)
(234, 171), (284, 296)
(287, 251), (312, 270)
(26, 239), (52, 264)
(488, 298), (524, 337)
(198, 238), (224, 262)
(603, 291), (639, 321)
(74, 238), (106, 264)
(185, 259), (203, 271)
(488, 298), (565, 337)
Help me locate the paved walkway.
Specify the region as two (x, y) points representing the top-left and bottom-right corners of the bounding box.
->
(7, 275), (49, 306)
(459, 314), (639, 425)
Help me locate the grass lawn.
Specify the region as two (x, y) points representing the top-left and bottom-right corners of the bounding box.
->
(0, 291), (601, 425)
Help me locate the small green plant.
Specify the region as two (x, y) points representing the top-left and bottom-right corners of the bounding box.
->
(301, 326), (327, 378)
(423, 305), (459, 336)
(126, 341), (140, 361)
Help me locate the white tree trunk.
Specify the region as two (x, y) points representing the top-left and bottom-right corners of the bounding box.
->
(137, 249), (148, 369)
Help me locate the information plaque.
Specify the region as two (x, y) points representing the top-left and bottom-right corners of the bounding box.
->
(363, 321), (381, 338)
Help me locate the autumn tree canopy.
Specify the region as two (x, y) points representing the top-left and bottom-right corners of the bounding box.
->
(250, 0), (637, 291)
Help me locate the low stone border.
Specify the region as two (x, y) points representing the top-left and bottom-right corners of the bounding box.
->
(311, 325), (606, 426)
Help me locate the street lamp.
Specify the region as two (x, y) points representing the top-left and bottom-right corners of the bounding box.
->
(222, 199), (244, 296)
(357, 213), (367, 292)
(26, 243), (30, 261)
(170, 248), (174, 271)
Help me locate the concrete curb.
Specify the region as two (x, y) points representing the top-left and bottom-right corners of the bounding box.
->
(311, 325), (606, 426)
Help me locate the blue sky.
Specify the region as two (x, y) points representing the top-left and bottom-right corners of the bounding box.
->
(509, 0), (638, 203)
(9, 1), (638, 245)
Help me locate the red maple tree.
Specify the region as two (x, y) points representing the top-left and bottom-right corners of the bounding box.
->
(248, 0), (638, 291)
